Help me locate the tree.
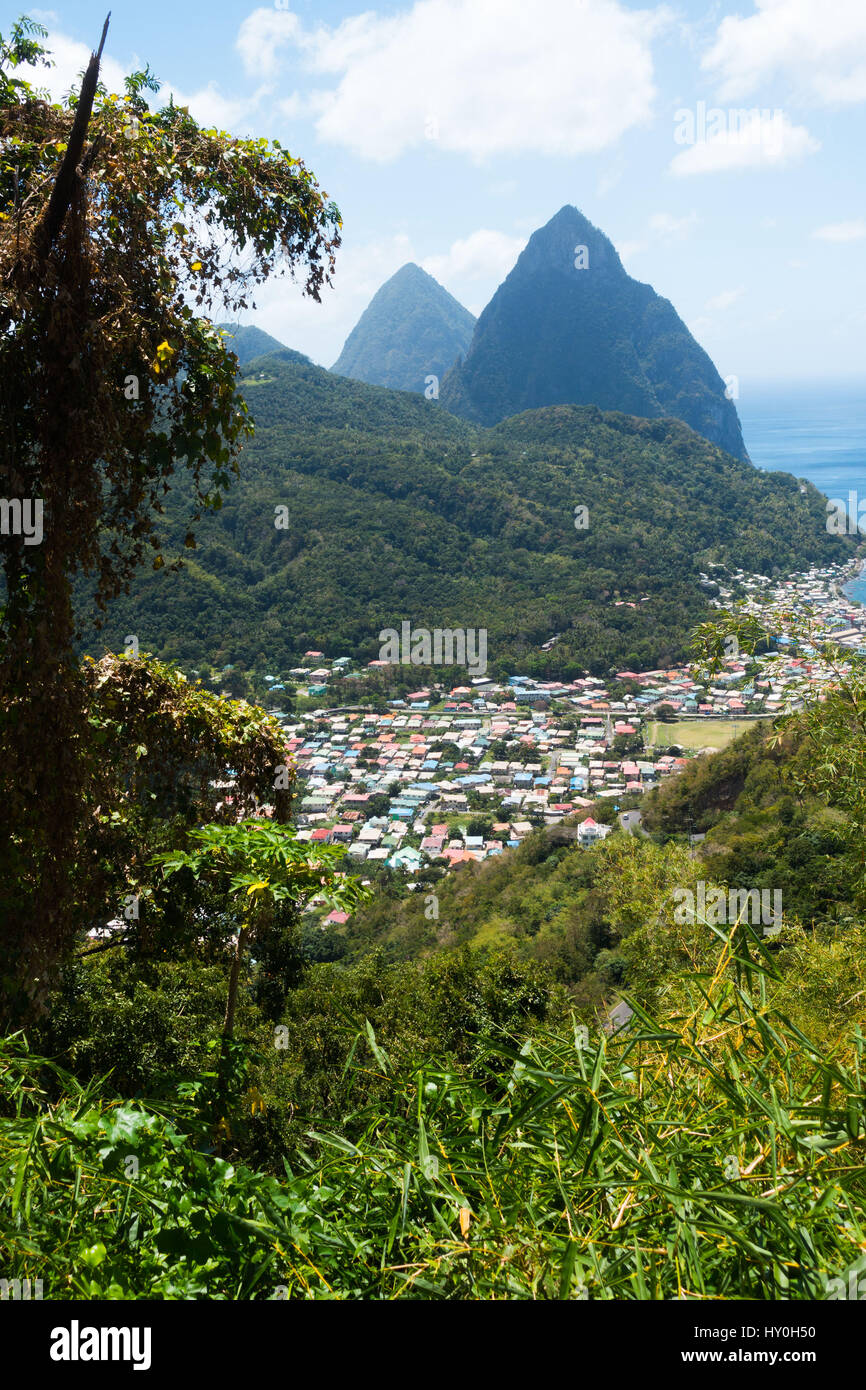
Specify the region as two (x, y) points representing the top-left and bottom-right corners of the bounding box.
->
(466, 816), (494, 839)
(74, 652), (296, 952)
(0, 17), (341, 1007)
(153, 821), (368, 1041)
(612, 732), (643, 757)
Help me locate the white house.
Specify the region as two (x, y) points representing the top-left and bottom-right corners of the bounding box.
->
(577, 817), (612, 847)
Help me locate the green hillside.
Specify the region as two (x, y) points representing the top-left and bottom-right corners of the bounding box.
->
(217, 322), (293, 365)
(78, 349), (852, 677)
(12, 706), (866, 1301)
(342, 718), (862, 989)
(8, 11), (866, 1319)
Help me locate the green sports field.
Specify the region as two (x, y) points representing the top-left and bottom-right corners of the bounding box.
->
(646, 718), (759, 751)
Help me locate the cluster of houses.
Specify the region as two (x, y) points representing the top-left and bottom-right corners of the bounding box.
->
(684, 561), (866, 716)
(242, 695), (678, 876)
(211, 559), (866, 886)
(284, 702), (639, 865)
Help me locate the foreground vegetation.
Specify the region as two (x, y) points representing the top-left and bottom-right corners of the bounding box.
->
(3, 921), (866, 1299)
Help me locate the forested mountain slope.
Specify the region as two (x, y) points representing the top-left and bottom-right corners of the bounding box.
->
(79, 350), (850, 675)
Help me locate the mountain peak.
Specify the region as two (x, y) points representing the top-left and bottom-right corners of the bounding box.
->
(525, 205), (626, 277)
(390, 261), (436, 282)
(331, 263), (475, 392)
(440, 206), (747, 459)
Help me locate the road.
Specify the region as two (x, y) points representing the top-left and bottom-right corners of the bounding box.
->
(618, 809), (648, 836)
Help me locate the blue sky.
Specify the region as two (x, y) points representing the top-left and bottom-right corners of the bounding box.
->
(9, 0), (866, 387)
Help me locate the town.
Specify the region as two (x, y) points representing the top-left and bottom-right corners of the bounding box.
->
(204, 558), (866, 920)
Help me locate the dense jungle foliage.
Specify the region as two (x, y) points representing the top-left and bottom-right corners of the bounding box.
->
(77, 351), (852, 680)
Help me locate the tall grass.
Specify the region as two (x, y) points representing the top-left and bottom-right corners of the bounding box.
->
(2, 924), (865, 1299)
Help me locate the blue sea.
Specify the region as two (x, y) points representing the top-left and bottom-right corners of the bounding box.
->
(739, 380), (866, 604)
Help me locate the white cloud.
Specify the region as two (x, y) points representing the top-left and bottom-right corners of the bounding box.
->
(166, 83), (257, 132)
(597, 167), (623, 197)
(617, 239), (647, 262)
(616, 211), (698, 264)
(705, 287), (744, 311)
(487, 179), (519, 197)
(276, 93), (305, 122)
(17, 28), (128, 102)
(669, 110), (818, 174)
(812, 220), (866, 242)
(420, 227), (525, 315)
(19, 24), (262, 133)
(236, 8), (305, 81)
(702, 0), (866, 107)
(688, 316), (713, 337)
(421, 229), (524, 288)
(236, 0), (670, 162)
(648, 210), (699, 239)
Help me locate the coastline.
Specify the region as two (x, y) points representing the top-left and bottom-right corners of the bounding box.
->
(841, 552), (866, 607)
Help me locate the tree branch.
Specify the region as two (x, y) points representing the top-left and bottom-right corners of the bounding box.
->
(75, 929), (130, 959)
(34, 13), (110, 256)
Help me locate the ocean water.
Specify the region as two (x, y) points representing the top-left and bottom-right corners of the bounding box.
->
(738, 380), (866, 604)
(740, 380), (866, 500)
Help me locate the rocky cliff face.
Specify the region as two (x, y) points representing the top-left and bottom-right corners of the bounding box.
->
(440, 206), (748, 460)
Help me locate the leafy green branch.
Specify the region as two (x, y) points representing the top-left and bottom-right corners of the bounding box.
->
(153, 821), (369, 1040)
